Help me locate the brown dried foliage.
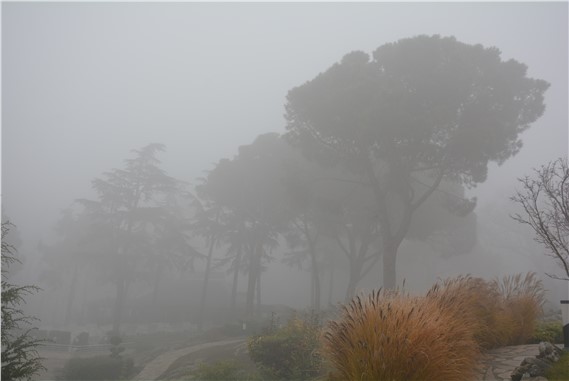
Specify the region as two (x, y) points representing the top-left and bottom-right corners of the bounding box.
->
(323, 272), (545, 380)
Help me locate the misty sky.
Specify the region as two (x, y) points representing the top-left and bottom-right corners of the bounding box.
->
(2, 2), (568, 252)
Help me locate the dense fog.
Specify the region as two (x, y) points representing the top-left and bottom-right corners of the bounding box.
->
(2, 2), (567, 344)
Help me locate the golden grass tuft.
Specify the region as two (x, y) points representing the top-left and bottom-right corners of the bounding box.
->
(491, 272), (545, 345)
(323, 288), (481, 381)
(322, 272), (546, 380)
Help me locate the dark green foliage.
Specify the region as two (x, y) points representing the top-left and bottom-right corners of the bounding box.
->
(108, 334), (125, 358)
(1, 221), (46, 381)
(532, 321), (564, 344)
(285, 35), (549, 289)
(545, 351), (569, 380)
(247, 313), (322, 380)
(59, 355), (134, 380)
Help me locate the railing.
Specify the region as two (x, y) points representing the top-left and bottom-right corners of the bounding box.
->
(39, 342), (135, 353)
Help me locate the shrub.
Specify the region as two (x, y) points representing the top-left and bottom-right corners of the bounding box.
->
(532, 320), (564, 344)
(60, 355), (134, 380)
(248, 313), (322, 380)
(324, 288), (481, 381)
(190, 360), (259, 381)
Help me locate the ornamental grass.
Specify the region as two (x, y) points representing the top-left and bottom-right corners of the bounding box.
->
(322, 272), (545, 380)
(323, 288), (481, 381)
(491, 272), (545, 345)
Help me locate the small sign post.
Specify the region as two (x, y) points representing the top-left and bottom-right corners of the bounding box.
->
(561, 300), (569, 350)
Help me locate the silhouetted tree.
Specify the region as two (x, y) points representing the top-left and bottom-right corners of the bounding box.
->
(285, 35), (549, 288)
(76, 143), (186, 333)
(198, 134), (290, 319)
(512, 157), (569, 281)
(188, 191), (224, 330)
(2, 221), (46, 380)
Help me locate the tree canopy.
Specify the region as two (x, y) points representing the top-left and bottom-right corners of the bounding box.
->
(285, 35), (549, 288)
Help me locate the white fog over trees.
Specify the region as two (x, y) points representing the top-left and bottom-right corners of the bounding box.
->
(2, 3), (567, 380)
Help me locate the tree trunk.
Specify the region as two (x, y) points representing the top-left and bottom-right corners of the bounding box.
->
(327, 254), (335, 308)
(255, 270), (261, 318)
(230, 249), (242, 314)
(344, 261), (361, 303)
(64, 264), (78, 326)
(310, 253), (321, 312)
(197, 234), (216, 331)
(151, 262), (164, 306)
(245, 245), (260, 320)
(382, 245), (398, 289)
(112, 277), (127, 335)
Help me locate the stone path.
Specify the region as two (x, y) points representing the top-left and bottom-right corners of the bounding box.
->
(134, 341), (547, 381)
(133, 338), (245, 380)
(476, 344), (541, 381)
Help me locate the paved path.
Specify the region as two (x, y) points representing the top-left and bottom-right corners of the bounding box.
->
(476, 344), (541, 381)
(134, 341), (548, 381)
(133, 338), (245, 380)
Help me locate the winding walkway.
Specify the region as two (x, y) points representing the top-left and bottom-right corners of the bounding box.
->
(476, 344), (542, 381)
(133, 341), (546, 381)
(133, 338), (245, 380)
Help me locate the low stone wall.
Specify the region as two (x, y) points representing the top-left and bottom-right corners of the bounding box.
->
(510, 342), (564, 381)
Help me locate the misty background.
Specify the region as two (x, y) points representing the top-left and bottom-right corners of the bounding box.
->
(2, 2), (568, 332)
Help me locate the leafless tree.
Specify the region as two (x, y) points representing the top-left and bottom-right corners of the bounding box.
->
(512, 157), (569, 281)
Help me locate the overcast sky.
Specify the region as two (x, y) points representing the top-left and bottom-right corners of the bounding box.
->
(2, 2), (567, 251)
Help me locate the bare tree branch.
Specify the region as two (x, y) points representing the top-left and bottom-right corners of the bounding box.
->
(511, 157), (569, 281)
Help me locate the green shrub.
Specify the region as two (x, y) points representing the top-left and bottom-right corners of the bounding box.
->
(532, 320), (564, 344)
(190, 360), (259, 381)
(60, 355), (133, 380)
(248, 313), (322, 380)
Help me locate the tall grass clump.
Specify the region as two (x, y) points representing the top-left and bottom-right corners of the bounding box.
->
(323, 288), (480, 381)
(491, 272), (545, 345)
(427, 275), (512, 349)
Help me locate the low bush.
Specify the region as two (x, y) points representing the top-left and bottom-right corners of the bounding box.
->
(248, 313), (322, 380)
(531, 320), (564, 344)
(189, 360), (259, 381)
(324, 288), (481, 381)
(59, 355), (134, 380)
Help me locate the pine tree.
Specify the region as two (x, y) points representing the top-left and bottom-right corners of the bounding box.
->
(1, 221), (46, 380)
